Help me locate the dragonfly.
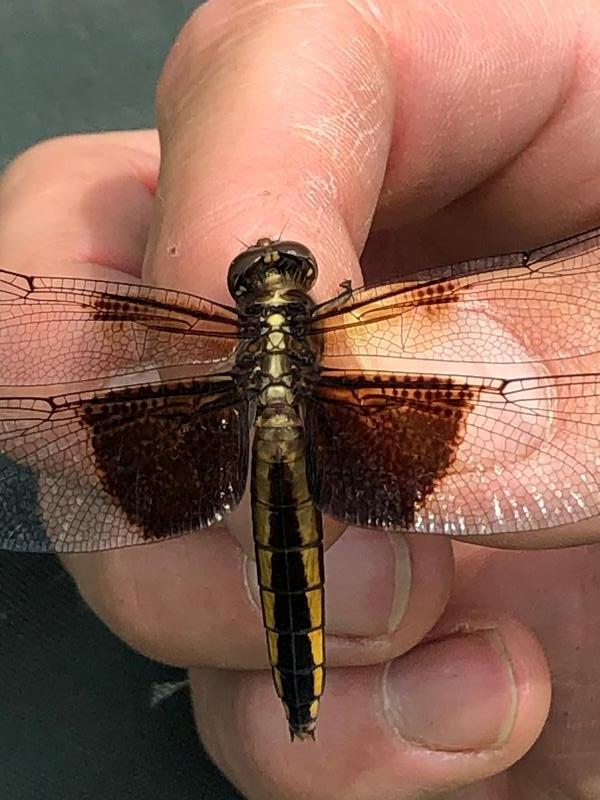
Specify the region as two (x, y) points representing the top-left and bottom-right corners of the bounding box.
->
(1, 227), (599, 740)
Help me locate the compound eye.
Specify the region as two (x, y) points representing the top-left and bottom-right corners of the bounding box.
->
(277, 241), (317, 264)
(227, 250), (262, 298)
(276, 241), (318, 282)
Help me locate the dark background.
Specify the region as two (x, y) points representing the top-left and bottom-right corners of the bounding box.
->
(0, 3), (242, 798)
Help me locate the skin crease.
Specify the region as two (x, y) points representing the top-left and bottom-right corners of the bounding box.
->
(1, 0), (600, 796)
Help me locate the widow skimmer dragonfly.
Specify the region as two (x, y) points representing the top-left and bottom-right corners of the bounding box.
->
(1, 226), (599, 740)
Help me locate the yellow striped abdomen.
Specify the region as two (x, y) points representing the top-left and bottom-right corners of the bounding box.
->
(252, 409), (325, 740)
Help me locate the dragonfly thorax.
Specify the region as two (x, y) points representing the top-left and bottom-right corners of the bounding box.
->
(250, 305), (314, 409)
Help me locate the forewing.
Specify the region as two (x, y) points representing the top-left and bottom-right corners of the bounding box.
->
(0, 376), (250, 552)
(312, 227), (600, 370)
(305, 370), (600, 536)
(0, 269), (240, 385)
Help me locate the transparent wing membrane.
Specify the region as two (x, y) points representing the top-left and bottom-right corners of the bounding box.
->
(312, 227), (600, 369)
(0, 269), (240, 386)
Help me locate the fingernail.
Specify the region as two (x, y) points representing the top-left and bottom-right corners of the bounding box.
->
(384, 630), (517, 751)
(325, 529), (411, 637)
(244, 528), (411, 638)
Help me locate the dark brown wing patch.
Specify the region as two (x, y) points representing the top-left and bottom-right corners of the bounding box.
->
(0, 377), (249, 552)
(305, 373), (476, 529)
(305, 369), (600, 535)
(83, 379), (248, 537)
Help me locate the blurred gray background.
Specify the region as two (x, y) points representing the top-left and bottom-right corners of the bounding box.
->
(1, 1), (195, 164)
(0, 2), (243, 798)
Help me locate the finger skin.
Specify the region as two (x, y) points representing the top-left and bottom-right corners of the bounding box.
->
(370, 1), (598, 254)
(191, 611), (550, 800)
(0, 131), (159, 277)
(149, 0), (396, 302)
(452, 540), (600, 796)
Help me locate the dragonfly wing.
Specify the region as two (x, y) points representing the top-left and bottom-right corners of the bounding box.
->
(304, 370), (600, 536)
(0, 376), (250, 552)
(0, 269), (241, 385)
(311, 226), (600, 370)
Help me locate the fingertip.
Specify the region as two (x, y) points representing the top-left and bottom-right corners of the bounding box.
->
(148, 0), (396, 302)
(191, 610), (550, 800)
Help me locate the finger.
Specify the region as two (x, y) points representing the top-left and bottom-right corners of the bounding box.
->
(364, 1), (599, 270)
(452, 540), (600, 793)
(0, 130), (159, 276)
(64, 530), (452, 670)
(146, 0), (395, 303)
(191, 610), (551, 800)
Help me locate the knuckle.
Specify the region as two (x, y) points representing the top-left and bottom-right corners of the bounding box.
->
(64, 554), (171, 660)
(5, 135), (77, 174)
(0, 134), (92, 194)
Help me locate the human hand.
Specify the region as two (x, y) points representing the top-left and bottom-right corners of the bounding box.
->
(2, 0), (599, 797)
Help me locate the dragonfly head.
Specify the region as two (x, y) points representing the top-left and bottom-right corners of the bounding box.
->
(227, 238), (318, 303)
